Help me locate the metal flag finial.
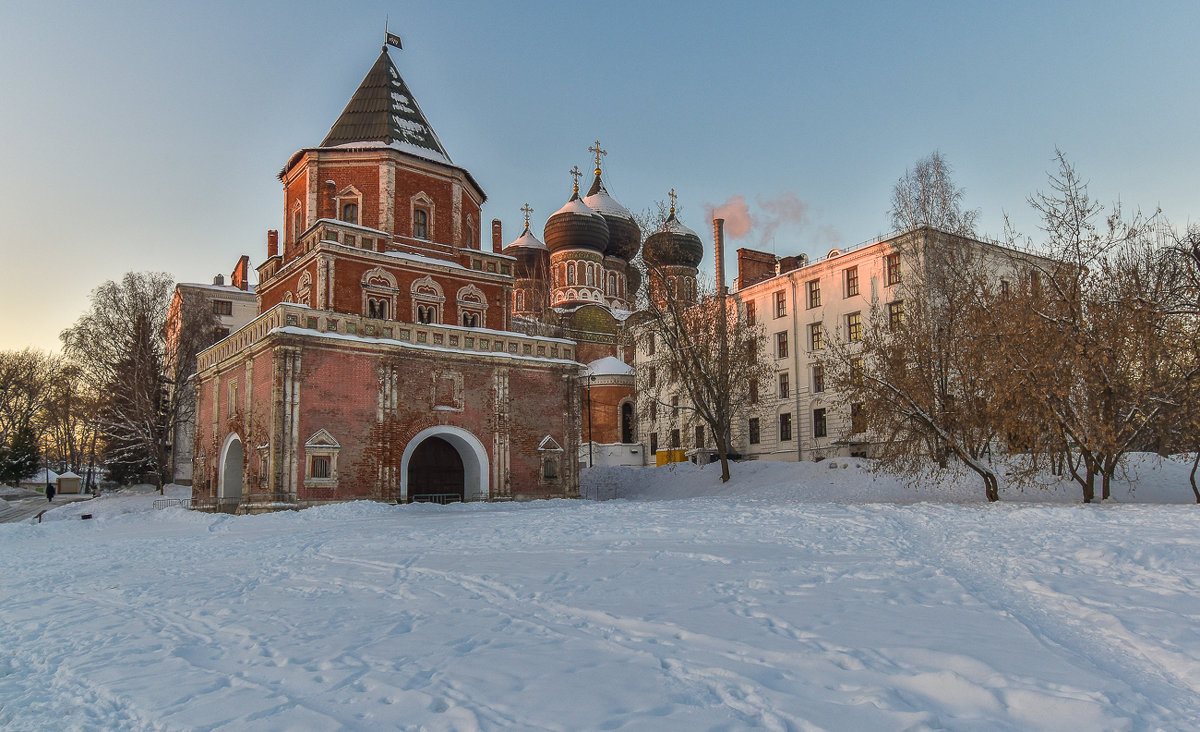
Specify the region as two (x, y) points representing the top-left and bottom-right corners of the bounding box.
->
(384, 16), (403, 51)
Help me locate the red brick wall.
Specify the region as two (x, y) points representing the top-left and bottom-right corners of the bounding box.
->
(583, 383), (633, 444)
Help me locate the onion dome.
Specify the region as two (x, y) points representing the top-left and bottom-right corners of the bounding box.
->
(626, 262), (642, 299)
(584, 171), (641, 260)
(642, 203), (704, 269)
(544, 184), (609, 254)
(502, 220), (549, 280)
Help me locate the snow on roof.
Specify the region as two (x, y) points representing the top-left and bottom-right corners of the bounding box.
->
(584, 356), (634, 376)
(551, 197), (604, 219)
(268, 326), (581, 365)
(58, 471), (81, 479)
(381, 251), (467, 270)
(583, 187), (634, 221)
(331, 139), (451, 167)
(506, 228), (547, 251)
(660, 213), (700, 239)
(312, 218), (391, 238)
(180, 282), (258, 295)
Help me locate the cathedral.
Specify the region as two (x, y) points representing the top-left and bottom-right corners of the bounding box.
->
(190, 43), (705, 511)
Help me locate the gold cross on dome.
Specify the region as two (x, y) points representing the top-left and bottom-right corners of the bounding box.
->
(569, 165), (582, 189)
(668, 188), (677, 212)
(520, 203), (533, 227)
(588, 140), (607, 173)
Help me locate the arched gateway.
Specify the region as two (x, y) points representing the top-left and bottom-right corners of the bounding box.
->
(218, 433), (244, 511)
(399, 426), (489, 503)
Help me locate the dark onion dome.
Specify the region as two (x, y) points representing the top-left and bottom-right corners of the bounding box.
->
(642, 210), (704, 268)
(626, 261), (642, 298)
(502, 223), (550, 280)
(544, 189), (609, 254)
(583, 172), (641, 261)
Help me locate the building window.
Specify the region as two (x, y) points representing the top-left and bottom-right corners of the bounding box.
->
(214, 326), (230, 339)
(695, 425), (705, 448)
(292, 205), (303, 245)
(807, 279), (821, 309)
(776, 331), (788, 359)
(851, 403), (867, 434)
(462, 312), (479, 327)
(647, 366), (656, 389)
(844, 266), (859, 297)
(413, 208), (429, 239)
(310, 456), (331, 479)
(779, 413), (792, 442)
(748, 417), (760, 445)
(847, 312), (863, 342)
(888, 301), (904, 330)
(812, 363), (825, 393)
(809, 322), (823, 351)
(778, 372), (789, 398)
(650, 401), (657, 422)
(567, 262), (576, 285)
(670, 428), (681, 449)
(213, 300), (232, 316)
(745, 301), (756, 326)
(367, 298), (388, 319)
(774, 290), (786, 318)
(608, 272), (617, 295)
(671, 395), (679, 419)
(1000, 279), (1011, 298)
(886, 252), (901, 286)
(650, 432), (658, 454)
(647, 333), (655, 355)
(850, 357), (864, 387)
(749, 378), (759, 404)
(586, 264), (595, 287)
(340, 202), (359, 224)
(416, 304), (436, 324)
(813, 408), (827, 438)
(543, 457), (559, 479)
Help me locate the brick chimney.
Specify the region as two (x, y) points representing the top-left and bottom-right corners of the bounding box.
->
(231, 255), (251, 291)
(267, 229), (279, 258)
(735, 248), (778, 290)
(491, 218), (503, 253)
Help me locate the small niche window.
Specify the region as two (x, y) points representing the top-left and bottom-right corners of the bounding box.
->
(748, 417), (761, 445)
(340, 202), (359, 224)
(310, 456), (331, 479)
(413, 209), (430, 239)
(213, 300), (232, 316)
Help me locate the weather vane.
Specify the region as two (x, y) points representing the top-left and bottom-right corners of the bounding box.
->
(569, 165), (582, 191)
(521, 203), (533, 230)
(588, 140), (606, 174)
(383, 17), (403, 51)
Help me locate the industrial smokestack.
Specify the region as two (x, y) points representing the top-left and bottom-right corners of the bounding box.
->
(491, 219), (503, 253)
(713, 218), (726, 296)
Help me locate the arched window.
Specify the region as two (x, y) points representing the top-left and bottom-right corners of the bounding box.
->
(417, 305), (433, 324)
(621, 402), (635, 443)
(608, 273), (617, 295)
(462, 312), (479, 327)
(413, 209), (429, 239)
(341, 202), (358, 224)
(516, 290), (524, 311)
(567, 263), (576, 285)
(586, 264), (595, 286)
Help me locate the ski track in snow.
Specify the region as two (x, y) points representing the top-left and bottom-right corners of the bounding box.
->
(2, 465), (1200, 731)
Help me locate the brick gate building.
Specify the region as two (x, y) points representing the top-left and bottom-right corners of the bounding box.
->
(191, 46), (585, 511)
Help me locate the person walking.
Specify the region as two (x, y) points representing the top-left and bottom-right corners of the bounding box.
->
(45, 480), (55, 503)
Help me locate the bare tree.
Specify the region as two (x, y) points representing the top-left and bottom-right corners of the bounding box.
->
(61, 272), (217, 491)
(821, 229), (1011, 501)
(889, 150), (980, 236)
(998, 152), (1191, 502)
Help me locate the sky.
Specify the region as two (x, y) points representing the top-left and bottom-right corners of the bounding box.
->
(1, 1), (1197, 353)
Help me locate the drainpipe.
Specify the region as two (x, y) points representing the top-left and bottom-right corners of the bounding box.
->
(790, 274), (803, 462)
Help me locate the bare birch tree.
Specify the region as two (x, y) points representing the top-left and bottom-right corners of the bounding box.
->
(889, 151), (980, 237)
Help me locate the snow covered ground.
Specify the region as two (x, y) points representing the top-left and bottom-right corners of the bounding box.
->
(1, 458), (1198, 730)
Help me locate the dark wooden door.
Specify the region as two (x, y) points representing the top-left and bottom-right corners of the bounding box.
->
(408, 436), (465, 502)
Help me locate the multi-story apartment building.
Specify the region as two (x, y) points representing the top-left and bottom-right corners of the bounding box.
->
(636, 226), (1044, 465)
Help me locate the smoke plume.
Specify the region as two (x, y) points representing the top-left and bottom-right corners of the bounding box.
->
(705, 196), (752, 239)
(756, 191), (808, 248)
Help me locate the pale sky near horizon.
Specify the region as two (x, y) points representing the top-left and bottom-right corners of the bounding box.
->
(1, 1), (1197, 353)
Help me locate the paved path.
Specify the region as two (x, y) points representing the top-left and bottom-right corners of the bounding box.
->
(0, 494), (94, 524)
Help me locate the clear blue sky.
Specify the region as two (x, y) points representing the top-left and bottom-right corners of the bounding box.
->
(2, 1), (1197, 352)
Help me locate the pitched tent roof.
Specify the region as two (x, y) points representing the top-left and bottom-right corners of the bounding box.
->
(321, 49), (452, 166)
